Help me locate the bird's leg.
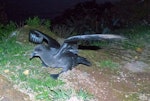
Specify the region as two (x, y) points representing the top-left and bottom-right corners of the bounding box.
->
(41, 61), (48, 67)
(50, 66), (69, 79)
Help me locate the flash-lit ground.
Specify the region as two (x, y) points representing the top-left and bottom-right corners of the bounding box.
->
(59, 48), (150, 101)
(0, 29), (150, 101)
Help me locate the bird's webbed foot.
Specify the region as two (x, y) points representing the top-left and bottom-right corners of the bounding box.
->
(50, 66), (70, 79)
(50, 71), (64, 79)
(50, 74), (60, 79)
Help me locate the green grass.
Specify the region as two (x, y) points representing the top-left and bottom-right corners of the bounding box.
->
(0, 38), (64, 100)
(48, 89), (93, 101)
(124, 93), (139, 101)
(96, 59), (119, 70)
(77, 89), (93, 100)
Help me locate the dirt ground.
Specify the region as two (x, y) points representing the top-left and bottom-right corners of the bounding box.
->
(0, 45), (150, 101)
(0, 75), (30, 101)
(59, 47), (150, 101)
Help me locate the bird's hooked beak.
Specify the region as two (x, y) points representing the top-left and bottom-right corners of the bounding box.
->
(30, 52), (36, 60)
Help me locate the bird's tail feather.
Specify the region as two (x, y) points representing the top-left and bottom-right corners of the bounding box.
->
(77, 56), (91, 66)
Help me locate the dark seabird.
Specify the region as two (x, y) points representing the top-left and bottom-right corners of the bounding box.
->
(29, 30), (125, 79)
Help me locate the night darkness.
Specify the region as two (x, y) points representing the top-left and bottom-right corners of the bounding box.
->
(0, 0), (149, 26)
(1, 0), (120, 22)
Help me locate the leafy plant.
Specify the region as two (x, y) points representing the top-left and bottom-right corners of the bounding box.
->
(51, 89), (72, 100)
(25, 16), (51, 28)
(25, 16), (41, 27)
(0, 21), (17, 40)
(43, 19), (51, 29)
(49, 89), (93, 101)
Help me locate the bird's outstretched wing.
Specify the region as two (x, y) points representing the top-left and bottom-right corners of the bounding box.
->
(29, 30), (60, 48)
(55, 34), (125, 55)
(64, 34), (125, 43)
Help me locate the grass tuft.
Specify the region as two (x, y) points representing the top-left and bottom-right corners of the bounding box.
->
(96, 60), (119, 70)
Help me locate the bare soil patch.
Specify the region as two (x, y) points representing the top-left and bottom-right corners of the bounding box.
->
(0, 75), (30, 101)
(59, 48), (150, 101)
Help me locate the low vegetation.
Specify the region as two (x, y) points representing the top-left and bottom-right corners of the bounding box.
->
(0, 21), (17, 40)
(25, 16), (51, 29)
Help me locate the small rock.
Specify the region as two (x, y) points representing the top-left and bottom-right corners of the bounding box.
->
(23, 70), (29, 75)
(4, 69), (9, 73)
(123, 61), (149, 72)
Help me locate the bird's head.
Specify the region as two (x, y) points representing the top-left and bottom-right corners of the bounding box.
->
(30, 44), (46, 60)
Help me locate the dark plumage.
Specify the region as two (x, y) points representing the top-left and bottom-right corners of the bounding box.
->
(29, 30), (125, 79)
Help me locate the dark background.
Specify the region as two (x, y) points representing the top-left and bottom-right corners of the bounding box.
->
(1, 0), (120, 22)
(0, 0), (149, 36)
